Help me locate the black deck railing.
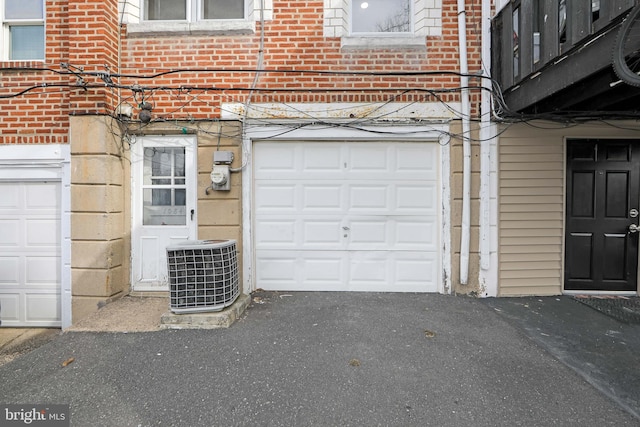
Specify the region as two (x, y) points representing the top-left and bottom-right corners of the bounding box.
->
(492, 0), (635, 93)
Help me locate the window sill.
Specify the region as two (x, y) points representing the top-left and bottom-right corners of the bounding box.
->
(341, 36), (427, 50)
(0, 60), (46, 69)
(127, 20), (256, 37)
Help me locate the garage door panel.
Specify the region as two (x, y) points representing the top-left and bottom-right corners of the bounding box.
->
(303, 220), (343, 247)
(395, 219), (438, 249)
(302, 184), (344, 211)
(0, 257), (20, 283)
(396, 184), (438, 213)
(395, 255), (438, 292)
(26, 219), (60, 247)
(303, 145), (342, 172)
(348, 252), (437, 292)
(302, 256), (345, 287)
(25, 182), (59, 209)
(349, 185), (389, 211)
(0, 294), (20, 323)
(396, 144), (438, 179)
(0, 220), (20, 246)
(349, 145), (388, 171)
(349, 253), (388, 286)
(255, 254), (298, 286)
(25, 256), (59, 284)
(255, 220), (297, 247)
(348, 220), (389, 248)
(0, 186), (19, 209)
(255, 183), (297, 211)
(253, 144), (297, 177)
(25, 293), (60, 323)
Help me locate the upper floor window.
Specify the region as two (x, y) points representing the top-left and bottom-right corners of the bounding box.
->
(352, 0), (411, 34)
(144, 0), (245, 21)
(2, 0), (45, 60)
(324, 0), (440, 50)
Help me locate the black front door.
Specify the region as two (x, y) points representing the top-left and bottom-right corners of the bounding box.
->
(565, 139), (640, 292)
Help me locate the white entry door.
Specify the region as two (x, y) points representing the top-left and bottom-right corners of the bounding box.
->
(131, 136), (197, 291)
(253, 141), (440, 292)
(0, 181), (61, 327)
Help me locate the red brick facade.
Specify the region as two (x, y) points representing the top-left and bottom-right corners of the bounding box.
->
(0, 0), (120, 144)
(1, 0), (483, 140)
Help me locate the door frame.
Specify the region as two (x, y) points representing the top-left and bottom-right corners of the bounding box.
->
(242, 123), (453, 294)
(563, 137), (640, 295)
(130, 135), (198, 291)
(0, 145), (71, 328)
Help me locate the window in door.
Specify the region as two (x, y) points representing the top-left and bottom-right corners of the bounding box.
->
(143, 147), (187, 226)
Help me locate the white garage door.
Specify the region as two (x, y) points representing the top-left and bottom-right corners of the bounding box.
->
(0, 182), (61, 327)
(254, 141), (440, 292)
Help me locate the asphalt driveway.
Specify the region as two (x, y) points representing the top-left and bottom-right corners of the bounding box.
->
(0, 292), (637, 426)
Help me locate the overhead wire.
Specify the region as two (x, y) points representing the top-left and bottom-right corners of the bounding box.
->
(2, 63), (639, 140)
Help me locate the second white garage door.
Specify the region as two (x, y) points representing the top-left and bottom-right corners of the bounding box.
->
(254, 141), (440, 292)
(0, 181), (61, 326)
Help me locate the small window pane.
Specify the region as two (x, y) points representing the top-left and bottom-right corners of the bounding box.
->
(145, 0), (187, 20)
(352, 0), (411, 33)
(143, 189), (186, 226)
(203, 0), (244, 19)
(175, 189), (186, 206)
(175, 150), (185, 177)
(5, 0), (43, 19)
(152, 189), (172, 206)
(10, 26), (44, 60)
(152, 178), (172, 185)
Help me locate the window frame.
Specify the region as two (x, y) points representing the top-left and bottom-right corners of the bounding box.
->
(349, 0), (414, 36)
(2, 0), (46, 61)
(143, 0), (247, 22)
(323, 0), (440, 50)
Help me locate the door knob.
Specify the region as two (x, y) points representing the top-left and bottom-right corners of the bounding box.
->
(629, 223), (639, 233)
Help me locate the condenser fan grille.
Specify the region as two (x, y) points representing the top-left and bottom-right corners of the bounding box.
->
(166, 240), (239, 313)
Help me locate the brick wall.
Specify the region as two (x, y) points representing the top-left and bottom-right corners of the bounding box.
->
(0, 0), (120, 145)
(119, 0), (484, 120)
(0, 0), (484, 141)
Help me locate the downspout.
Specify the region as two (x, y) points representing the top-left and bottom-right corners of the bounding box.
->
(479, 0), (498, 296)
(243, 0), (266, 127)
(457, 0), (472, 285)
(241, 0), (266, 293)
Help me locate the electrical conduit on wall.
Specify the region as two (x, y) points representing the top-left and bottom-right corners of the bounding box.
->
(457, 0), (471, 286)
